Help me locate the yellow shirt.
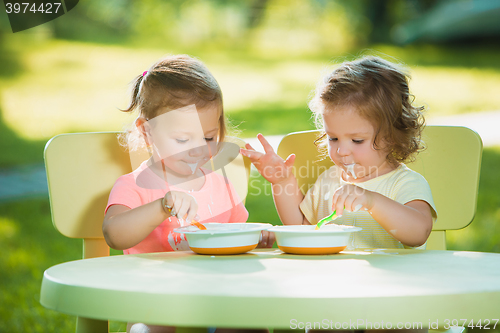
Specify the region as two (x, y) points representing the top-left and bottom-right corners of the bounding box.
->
(299, 164), (437, 250)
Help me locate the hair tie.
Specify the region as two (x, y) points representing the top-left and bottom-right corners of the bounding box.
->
(142, 71), (148, 77)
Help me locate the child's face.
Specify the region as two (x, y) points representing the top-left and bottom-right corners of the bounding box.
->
(143, 104), (219, 176)
(323, 105), (393, 182)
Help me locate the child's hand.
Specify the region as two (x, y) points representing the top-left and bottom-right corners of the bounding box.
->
(257, 230), (275, 248)
(164, 191), (199, 224)
(331, 184), (375, 217)
(240, 133), (296, 185)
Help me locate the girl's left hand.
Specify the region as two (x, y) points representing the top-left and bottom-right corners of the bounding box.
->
(257, 230), (275, 248)
(332, 184), (375, 217)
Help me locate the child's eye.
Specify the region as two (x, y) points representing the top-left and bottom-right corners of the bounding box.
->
(205, 137), (215, 142)
(328, 137), (337, 142)
(352, 139), (364, 144)
(176, 139), (188, 144)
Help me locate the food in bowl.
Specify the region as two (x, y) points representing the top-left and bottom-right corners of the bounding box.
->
(269, 224), (362, 255)
(174, 222), (272, 255)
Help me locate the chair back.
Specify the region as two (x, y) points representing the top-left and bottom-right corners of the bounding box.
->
(44, 132), (251, 258)
(277, 126), (482, 250)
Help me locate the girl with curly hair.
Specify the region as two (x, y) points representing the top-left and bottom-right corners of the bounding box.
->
(242, 55), (436, 250)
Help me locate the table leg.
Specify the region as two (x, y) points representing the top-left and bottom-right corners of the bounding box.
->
(76, 316), (108, 333)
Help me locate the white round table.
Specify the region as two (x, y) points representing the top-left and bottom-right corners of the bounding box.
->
(41, 248), (500, 332)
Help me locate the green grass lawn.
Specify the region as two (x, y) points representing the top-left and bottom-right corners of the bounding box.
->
(1, 39), (500, 332)
(0, 199), (80, 332)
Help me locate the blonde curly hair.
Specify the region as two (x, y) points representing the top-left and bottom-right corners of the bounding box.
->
(309, 55), (426, 166)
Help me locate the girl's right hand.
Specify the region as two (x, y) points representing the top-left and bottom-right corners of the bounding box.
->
(164, 191), (199, 224)
(240, 133), (296, 185)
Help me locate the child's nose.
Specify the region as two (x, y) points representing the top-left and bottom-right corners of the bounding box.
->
(336, 143), (350, 156)
(188, 144), (207, 157)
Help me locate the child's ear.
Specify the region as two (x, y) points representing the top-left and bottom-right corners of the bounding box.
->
(135, 117), (152, 146)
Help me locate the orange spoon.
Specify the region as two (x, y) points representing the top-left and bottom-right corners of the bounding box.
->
(190, 221), (207, 230)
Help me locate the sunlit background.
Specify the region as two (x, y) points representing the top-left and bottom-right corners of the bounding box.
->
(1, 0), (500, 331)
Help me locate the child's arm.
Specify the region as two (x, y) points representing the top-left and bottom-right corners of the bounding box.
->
(103, 191), (197, 250)
(240, 134), (310, 225)
(332, 184), (433, 247)
(272, 176), (310, 225)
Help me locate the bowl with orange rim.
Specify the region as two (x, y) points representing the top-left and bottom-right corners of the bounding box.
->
(174, 223), (272, 255)
(269, 224), (362, 255)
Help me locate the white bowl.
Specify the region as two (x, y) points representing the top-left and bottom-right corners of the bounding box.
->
(269, 224), (362, 255)
(174, 223), (272, 255)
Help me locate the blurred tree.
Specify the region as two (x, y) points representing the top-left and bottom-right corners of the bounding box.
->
(2, 0), (455, 58)
(36, 0), (370, 56)
(51, 0), (133, 43)
(247, 0), (269, 29)
(366, 1), (391, 43)
(353, 0), (440, 44)
(247, 0), (370, 56)
(0, 11), (22, 77)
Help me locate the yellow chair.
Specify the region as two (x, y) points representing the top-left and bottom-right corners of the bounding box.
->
(44, 132), (251, 333)
(276, 125), (483, 251)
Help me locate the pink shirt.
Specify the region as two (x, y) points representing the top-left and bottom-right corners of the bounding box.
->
(106, 161), (248, 254)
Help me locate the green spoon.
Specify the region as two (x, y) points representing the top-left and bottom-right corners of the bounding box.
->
(315, 210), (340, 230)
